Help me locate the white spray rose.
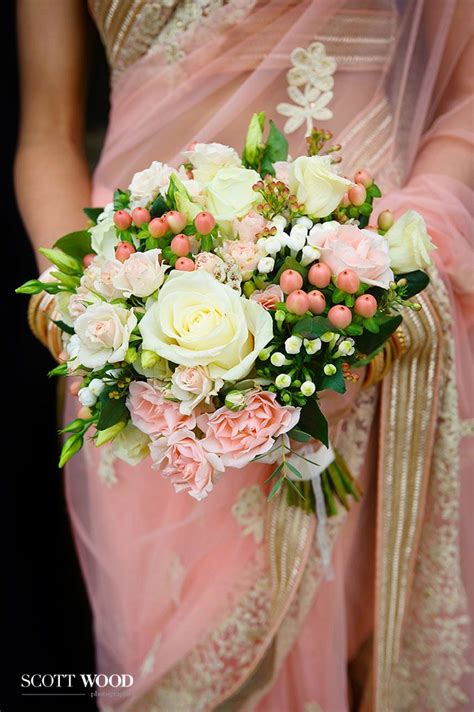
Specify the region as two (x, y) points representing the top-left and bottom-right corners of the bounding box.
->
(129, 161), (176, 208)
(182, 142), (242, 183)
(139, 270), (273, 382)
(89, 217), (119, 260)
(205, 166), (261, 222)
(72, 303), (137, 369)
(112, 422), (150, 465)
(170, 365), (223, 415)
(113, 249), (168, 298)
(289, 156), (353, 218)
(385, 210), (436, 273)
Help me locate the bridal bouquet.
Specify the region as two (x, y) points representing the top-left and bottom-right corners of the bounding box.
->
(18, 113), (435, 512)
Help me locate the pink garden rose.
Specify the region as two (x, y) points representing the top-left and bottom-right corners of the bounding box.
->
(232, 210), (267, 242)
(127, 380), (195, 437)
(201, 390), (300, 467)
(315, 222), (394, 288)
(250, 284), (284, 310)
(221, 239), (262, 279)
(149, 430), (224, 501)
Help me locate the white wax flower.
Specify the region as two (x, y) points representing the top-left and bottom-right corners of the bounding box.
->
(304, 338), (322, 354)
(324, 364), (337, 376)
(271, 352), (291, 367)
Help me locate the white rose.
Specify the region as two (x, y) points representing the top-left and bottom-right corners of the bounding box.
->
(205, 166), (261, 222)
(84, 257), (123, 300)
(129, 161), (176, 208)
(194, 251), (225, 275)
(112, 422), (150, 465)
(289, 156), (353, 218)
(112, 249), (168, 298)
(182, 142), (241, 183)
(385, 210), (436, 273)
(97, 202), (114, 223)
(139, 270), (273, 381)
(170, 365), (223, 415)
(89, 217), (119, 260)
(72, 302), (137, 369)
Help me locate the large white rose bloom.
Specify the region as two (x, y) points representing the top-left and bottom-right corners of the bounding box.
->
(89, 217), (119, 260)
(204, 166), (261, 222)
(182, 142), (242, 183)
(289, 155), (353, 218)
(113, 249), (168, 298)
(72, 302), (137, 369)
(139, 270), (273, 381)
(384, 210), (436, 273)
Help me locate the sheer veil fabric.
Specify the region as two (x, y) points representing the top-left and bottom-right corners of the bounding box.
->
(64, 1), (473, 709)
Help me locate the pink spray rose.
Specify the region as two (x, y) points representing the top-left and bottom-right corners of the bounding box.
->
(221, 240), (261, 279)
(231, 210), (267, 242)
(149, 430), (224, 501)
(127, 380), (195, 437)
(316, 222), (394, 288)
(201, 390), (300, 467)
(250, 284), (284, 310)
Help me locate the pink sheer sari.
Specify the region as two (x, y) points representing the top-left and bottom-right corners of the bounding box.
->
(66, 1), (473, 709)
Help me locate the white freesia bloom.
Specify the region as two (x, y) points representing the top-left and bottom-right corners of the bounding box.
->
(385, 210), (436, 273)
(139, 270), (273, 381)
(182, 142), (241, 183)
(112, 422), (150, 465)
(205, 166), (261, 222)
(89, 217), (119, 260)
(289, 156), (352, 218)
(72, 303), (137, 370)
(170, 365), (223, 415)
(129, 161), (176, 208)
(113, 249), (168, 298)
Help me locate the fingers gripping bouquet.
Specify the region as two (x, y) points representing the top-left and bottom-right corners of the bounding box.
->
(18, 114), (435, 513)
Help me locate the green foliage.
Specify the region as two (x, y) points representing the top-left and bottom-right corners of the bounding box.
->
(274, 256), (308, 282)
(149, 193), (169, 218)
(319, 364), (346, 394)
(292, 316), (340, 340)
(288, 427), (312, 443)
(260, 120), (289, 177)
(96, 390), (128, 431)
(242, 111), (265, 166)
(396, 270), (430, 298)
(83, 207), (103, 224)
(113, 189), (130, 210)
(297, 398), (329, 447)
(355, 313), (403, 356)
(52, 319), (75, 336)
(15, 279), (61, 295)
(59, 433), (84, 468)
(54, 230), (92, 261)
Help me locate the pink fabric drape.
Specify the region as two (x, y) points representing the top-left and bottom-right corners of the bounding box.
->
(65, 1), (473, 709)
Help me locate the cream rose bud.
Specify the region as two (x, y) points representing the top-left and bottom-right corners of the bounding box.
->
(112, 249), (168, 298)
(170, 365), (223, 415)
(89, 217), (119, 260)
(385, 210), (436, 273)
(129, 161), (176, 208)
(72, 303), (137, 370)
(78, 387), (97, 407)
(285, 336), (303, 354)
(182, 142), (241, 183)
(300, 245), (321, 267)
(289, 156), (353, 218)
(304, 337), (322, 354)
(205, 166), (261, 222)
(112, 422), (150, 465)
(258, 257), (275, 274)
(88, 378), (106, 397)
(139, 270), (273, 382)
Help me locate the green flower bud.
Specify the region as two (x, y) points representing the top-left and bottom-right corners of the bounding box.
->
(243, 281), (257, 298)
(323, 364), (337, 376)
(95, 421), (126, 447)
(140, 350), (159, 369)
(275, 309), (286, 323)
(225, 390), (246, 411)
(271, 352), (291, 367)
(125, 346), (138, 364)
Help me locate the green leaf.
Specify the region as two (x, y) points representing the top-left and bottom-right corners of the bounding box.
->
(288, 427), (312, 443)
(297, 398), (329, 448)
(396, 270), (430, 298)
(355, 313), (403, 356)
(367, 183), (382, 198)
(274, 256), (308, 283)
(332, 288), (345, 304)
(48, 363), (68, 377)
(50, 270), (80, 289)
(113, 189), (130, 211)
(15, 279), (60, 295)
(292, 316), (340, 340)
(52, 319), (75, 336)
(264, 461), (283, 483)
(319, 364), (346, 394)
(358, 202), (373, 217)
(96, 391), (128, 431)
(60, 418), (87, 434)
(260, 120), (288, 177)
(83, 207), (103, 224)
(58, 433), (84, 468)
(268, 475), (285, 500)
(149, 194), (169, 218)
(363, 317), (380, 333)
(344, 323), (364, 336)
(285, 476), (306, 499)
(54, 230), (92, 261)
(285, 461), (303, 479)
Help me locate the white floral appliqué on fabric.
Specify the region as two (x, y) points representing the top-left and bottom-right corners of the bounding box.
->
(232, 485), (266, 544)
(277, 42), (336, 136)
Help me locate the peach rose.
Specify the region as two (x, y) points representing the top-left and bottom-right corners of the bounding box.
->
(150, 430), (224, 501)
(201, 390), (300, 467)
(127, 380), (195, 437)
(250, 284), (284, 310)
(318, 223), (394, 288)
(232, 211), (267, 242)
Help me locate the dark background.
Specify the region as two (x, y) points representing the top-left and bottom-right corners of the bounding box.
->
(4, 3), (109, 710)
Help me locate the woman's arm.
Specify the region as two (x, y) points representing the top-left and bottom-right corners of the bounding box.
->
(15, 0), (91, 272)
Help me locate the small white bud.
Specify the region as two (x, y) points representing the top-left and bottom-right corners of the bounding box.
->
(271, 352), (291, 367)
(256, 237), (268, 254)
(275, 373), (292, 389)
(323, 364), (337, 376)
(225, 390), (246, 411)
(257, 256), (275, 274)
(78, 387), (97, 407)
(300, 380), (316, 396)
(300, 244), (321, 267)
(88, 378), (106, 397)
(284, 335), (303, 354)
(258, 346), (273, 361)
(275, 309), (286, 323)
(303, 338), (322, 355)
(294, 216), (313, 229)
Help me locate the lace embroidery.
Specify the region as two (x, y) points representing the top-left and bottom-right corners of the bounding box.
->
(97, 445), (118, 486)
(232, 485), (266, 544)
(460, 418), (474, 439)
(277, 42), (336, 136)
(140, 633), (162, 680)
(391, 270), (472, 711)
(167, 551), (186, 606)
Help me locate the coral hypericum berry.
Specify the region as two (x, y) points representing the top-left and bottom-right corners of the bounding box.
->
(328, 305), (352, 329)
(175, 257), (195, 271)
(114, 210), (132, 230)
(308, 262), (331, 288)
(354, 294), (378, 318)
(280, 269), (303, 294)
(336, 269), (360, 294)
(286, 290), (309, 315)
(308, 290), (326, 314)
(171, 234), (190, 256)
(115, 241), (136, 262)
(131, 207), (151, 227)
